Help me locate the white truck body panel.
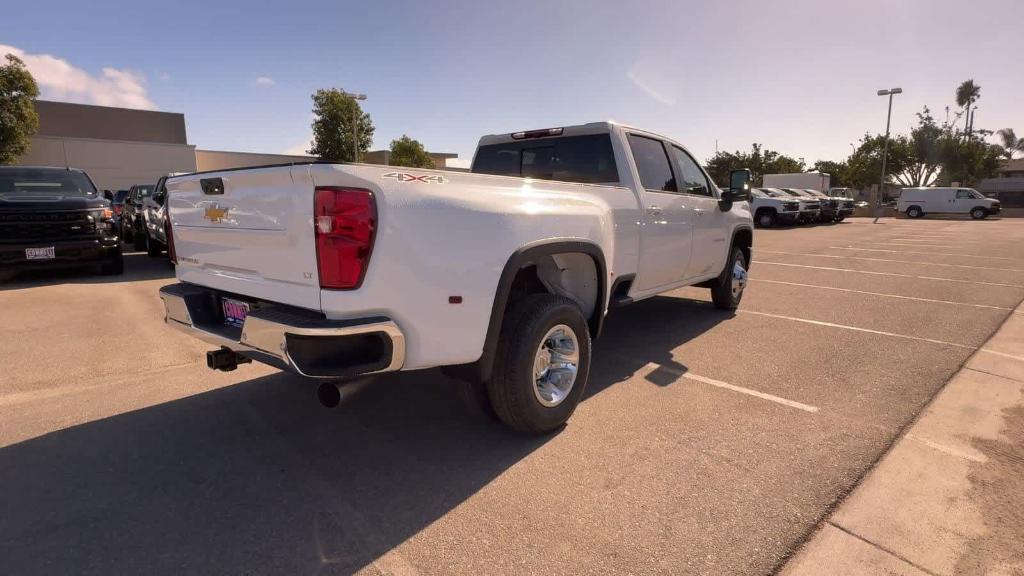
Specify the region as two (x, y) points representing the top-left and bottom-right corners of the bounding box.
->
(165, 122), (753, 371)
(763, 172), (831, 192)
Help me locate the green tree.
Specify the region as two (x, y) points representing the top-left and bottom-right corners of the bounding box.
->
(0, 54), (40, 165)
(705, 143), (805, 186)
(812, 160), (848, 187)
(996, 128), (1024, 160)
(845, 133), (913, 190)
(308, 88), (374, 162)
(388, 135), (435, 168)
(955, 79), (980, 135)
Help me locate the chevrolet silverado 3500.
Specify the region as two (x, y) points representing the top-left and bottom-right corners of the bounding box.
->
(159, 122), (754, 434)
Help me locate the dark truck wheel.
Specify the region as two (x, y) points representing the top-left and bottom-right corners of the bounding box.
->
(133, 226), (146, 250)
(486, 294), (591, 435)
(710, 246), (747, 310)
(906, 205), (924, 218)
(755, 210), (776, 228)
(970, 207), (988, 220)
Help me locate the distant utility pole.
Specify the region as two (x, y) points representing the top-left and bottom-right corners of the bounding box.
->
(874, 87), (902, 224)
(340, 91), (367, 162)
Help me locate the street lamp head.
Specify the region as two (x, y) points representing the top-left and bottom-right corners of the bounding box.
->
(877, 88), (903, 96)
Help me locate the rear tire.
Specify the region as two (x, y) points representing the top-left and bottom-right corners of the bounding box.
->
(711, 246), (747, 310)
(486, 294), (591, 435)
(906, 205), (923, 219)
(133, 224), (146, 250)
(756, 210), (776, 228)
(834, 215), (846, 222)
(970, 207), (988, 220)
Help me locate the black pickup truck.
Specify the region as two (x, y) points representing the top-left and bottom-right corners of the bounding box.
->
(0, 166), (123, 280)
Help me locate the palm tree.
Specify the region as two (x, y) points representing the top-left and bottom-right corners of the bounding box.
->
(955, 80), (981, 136)
(997, 128), (1024, 160)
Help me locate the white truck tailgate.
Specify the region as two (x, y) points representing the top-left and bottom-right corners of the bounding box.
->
(166, 165), (322, 311)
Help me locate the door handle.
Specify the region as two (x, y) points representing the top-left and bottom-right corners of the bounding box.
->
(647, 206), (663, 216)
(694, 208), (706, 216)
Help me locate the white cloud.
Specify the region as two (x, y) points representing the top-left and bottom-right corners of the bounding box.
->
(0, 44), (157, 110)
(255, 76), (275, 86)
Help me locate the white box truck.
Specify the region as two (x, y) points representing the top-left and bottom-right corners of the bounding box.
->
(762, 172), (831, 192)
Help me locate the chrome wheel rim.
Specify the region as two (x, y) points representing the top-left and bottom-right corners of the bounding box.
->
(532, 324), (580, 408)
(759, 214), (773, 226)
(731, 254), (748, 298)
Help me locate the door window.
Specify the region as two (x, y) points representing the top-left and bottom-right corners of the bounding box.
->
(956, 190), (973, 199)
(627, 135), (677, 192)
(669, 146), (712, 196)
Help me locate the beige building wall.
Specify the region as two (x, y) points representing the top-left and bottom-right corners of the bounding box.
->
(195, 150), (315, 172)
(17, 136), (197, 192)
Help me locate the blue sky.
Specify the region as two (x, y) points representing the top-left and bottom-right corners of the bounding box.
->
(2, 0), (1020, 167)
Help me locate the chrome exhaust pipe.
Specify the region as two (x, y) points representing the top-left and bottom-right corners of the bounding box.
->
(316, 378), (371, 408)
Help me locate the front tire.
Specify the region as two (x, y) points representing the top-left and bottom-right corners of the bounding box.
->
(906, 205), (924, 219)
(970, 207), (988, 220)
(711, 246), (747, 310)
(487, 294), (591, 435)
(132, 223), (146, 250)
(756, 210), (776, 228)
(146, 233), (163, 257)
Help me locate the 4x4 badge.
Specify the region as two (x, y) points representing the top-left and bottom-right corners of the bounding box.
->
(382, 172), (447, 184)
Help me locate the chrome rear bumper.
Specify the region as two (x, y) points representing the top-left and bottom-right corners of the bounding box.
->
(159, 283), (405, 379)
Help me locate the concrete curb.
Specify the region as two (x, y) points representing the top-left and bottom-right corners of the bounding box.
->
(780, 303), (1024, 576)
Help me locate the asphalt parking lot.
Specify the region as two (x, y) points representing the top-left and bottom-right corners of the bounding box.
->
(1, 217), (1022, 575)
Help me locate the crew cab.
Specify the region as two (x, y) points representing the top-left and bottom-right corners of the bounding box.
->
(158, 122), (754, 434)
(750, 188), (801, 227)
(0, 166), (123, 280)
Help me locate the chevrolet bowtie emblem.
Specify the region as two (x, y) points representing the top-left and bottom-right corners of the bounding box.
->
(205, 205), (229, 222)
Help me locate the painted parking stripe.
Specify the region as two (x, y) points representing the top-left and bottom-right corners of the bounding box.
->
(748, 278), (1012, 311)
(738, 310), (977, 350)
(830, 246), (1024, 263)
(639, 362), (819, 413)
(753, 261), (1024, 289)
(758, 250), (1024, 273)
(979, 348), (1024, 362)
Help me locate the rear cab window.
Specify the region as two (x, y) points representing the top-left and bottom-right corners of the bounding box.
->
(472, 134), (619, 184)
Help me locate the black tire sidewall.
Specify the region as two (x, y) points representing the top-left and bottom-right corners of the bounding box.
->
(489, 295), (591, 434)
(971, 208), (986, 220)
(711, 246), (745, 309)
(757, 211), (775, 228)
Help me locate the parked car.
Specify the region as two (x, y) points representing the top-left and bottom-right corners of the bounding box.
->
(897, 187), (1001, 219)
(750, 188), (801, 227)
(0, 166), (123, 280)
(142, 175), (173, 258)
(110, 189), (130, 238)
(122, 183), (155, 248)
(771, 188), (821, 223)
(800, 189), (855, 222)
(159, 121), (755, 434)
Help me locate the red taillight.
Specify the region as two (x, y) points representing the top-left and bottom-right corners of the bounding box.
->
(165, 218), (177, 265)
(314, 187), (376, 289)
(113, 205), (123, 216)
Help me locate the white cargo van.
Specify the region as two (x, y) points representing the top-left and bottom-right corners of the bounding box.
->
(897, 187), (1001, 219)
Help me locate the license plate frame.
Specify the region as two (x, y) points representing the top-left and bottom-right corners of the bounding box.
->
(25, 246), (56, 260)
(221, 297), (250, 328)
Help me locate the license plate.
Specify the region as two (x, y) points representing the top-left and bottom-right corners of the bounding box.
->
(25, 247), (56, 260)
(222, 298), (250, 328)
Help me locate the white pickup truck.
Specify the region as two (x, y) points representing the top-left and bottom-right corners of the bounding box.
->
(159, 122), (754, 434)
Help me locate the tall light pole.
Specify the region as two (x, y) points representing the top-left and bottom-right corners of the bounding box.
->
(340, 91), (367, 162)
(874, 87), (902, 223)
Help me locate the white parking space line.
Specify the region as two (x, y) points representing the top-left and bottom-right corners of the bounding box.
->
(829, 246), (1024, 263)
(757, 250), (1024, 273)
(754, 261), (1024, 289)
(739, 310), (977, 350)
(979, 348), (1024, 362)
(748, 278), (1012, 311)
(639, 362), (820, 413)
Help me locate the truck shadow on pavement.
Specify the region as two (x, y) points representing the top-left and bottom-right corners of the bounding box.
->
(0, 251), (174, 291)
(0, 295), (731, 575)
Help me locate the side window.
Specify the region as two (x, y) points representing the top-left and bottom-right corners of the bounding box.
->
(670, 146), (711, 196)
(956, 189), (972, 199)
(627, 134), (676, 192)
